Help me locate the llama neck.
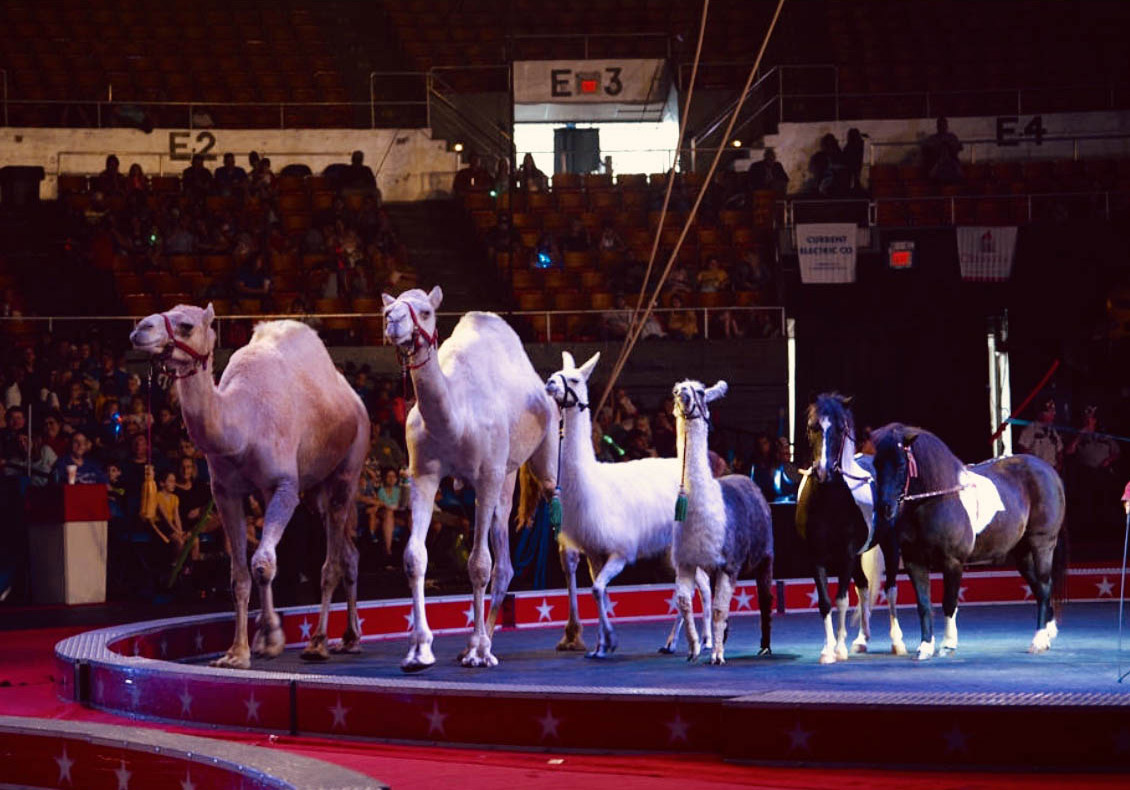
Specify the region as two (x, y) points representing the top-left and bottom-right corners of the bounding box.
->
(408, 353), (460, 439)
(176, 360), (240, 457)
(676, 415), (715, 494)
(560, 406), (597, 481)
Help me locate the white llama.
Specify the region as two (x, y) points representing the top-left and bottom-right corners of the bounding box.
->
(671, 379), (775, 664)
(545, 352), (712, 658)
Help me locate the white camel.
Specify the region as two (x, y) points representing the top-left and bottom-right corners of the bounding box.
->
(130, 304), (370, 669)
(671, 379), (775, 664)
(383, 286), (557, 670)
(545, 352), (713, 658)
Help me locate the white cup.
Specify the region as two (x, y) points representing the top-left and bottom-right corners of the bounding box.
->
(66, 465), (77, 485)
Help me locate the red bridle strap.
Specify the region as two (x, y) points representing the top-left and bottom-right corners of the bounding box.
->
(395, 302), (439, 371)
(902, 444), (919, 500)
(161, 312), (211, 378)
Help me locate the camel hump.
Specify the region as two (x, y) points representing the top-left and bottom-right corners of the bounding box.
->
(224, 319), (339, 383)
(250, 319), (319, 348)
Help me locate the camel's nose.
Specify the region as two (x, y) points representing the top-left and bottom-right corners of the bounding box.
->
(129, 317), (155, 345)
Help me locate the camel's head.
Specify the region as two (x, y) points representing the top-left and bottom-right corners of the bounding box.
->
(382, 286), (441, 353)
(672, 379), (727, 425)
(546, 351), (600, 411)
(130, 303), (216, 375)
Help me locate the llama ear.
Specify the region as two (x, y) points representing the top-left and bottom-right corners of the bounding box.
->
(427, 285), (444, 310)
(705, 380), (728, 402)
(836, 393), (854, 407)
(203, 302), (215, 324)
(381, 293), (396, 309)
(577, 352), (601, 381)
(561, 351), (576, 370)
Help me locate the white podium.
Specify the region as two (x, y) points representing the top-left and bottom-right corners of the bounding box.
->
(27, 484), (110, 605)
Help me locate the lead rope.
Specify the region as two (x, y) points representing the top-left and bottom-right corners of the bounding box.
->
(548, 417), (564, 534)
(675, 430), (688, 522)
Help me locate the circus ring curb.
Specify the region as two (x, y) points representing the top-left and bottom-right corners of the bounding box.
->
(55, 567), (1130, 770)
(0, 715), (383, 789)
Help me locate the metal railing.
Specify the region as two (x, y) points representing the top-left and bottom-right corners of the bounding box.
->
(777, 189), (1126, 228)
(55, 150), (357, 178)
(868, 133), (1130, 166)
(0, 305), (785, 346)
(506, 31), (670, 61)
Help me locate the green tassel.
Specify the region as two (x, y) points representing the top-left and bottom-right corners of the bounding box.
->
(674, 488), (688, 522)
(549, 489), (563, 535)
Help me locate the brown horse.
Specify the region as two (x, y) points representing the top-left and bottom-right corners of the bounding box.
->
(872, 424), (1066, 660)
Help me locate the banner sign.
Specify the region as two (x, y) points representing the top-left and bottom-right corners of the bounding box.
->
(513, 59), (667, 104)
(796, 223), (858, 284)
(956, 226), (1018, 281)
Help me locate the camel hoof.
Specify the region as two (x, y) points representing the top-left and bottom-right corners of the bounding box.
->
(939, 643), (957, 657)
(709, 654), (725, 666)
(685, 649), (700, 663)
(400, 658), (434, 672)
(819, 649), (837, 665)
(657, 644), (676, 655)
(757, 647), (772, 657)
(556, 637), (588, 652)
(300, 645), (330, 662)
(461, 651), (499, 668)
(330, 640), (362, 655)
(585, 648), (612, 660)
(210, 651), (251, 670)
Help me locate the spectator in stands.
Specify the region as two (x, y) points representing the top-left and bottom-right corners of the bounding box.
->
(748, 432), (775, 501)
(164, 210), (197, 256)
(697, 255), (730, 293)
(61, 379), (95, 432)
(234, 251), (272, 301)
(843, 128), (867, 195)
(492, 157), (513, 196)
(0, 405), (26, 475)
(181, 154), (213, 202)
(601, 294), (633, 340)
(532, 231), (562, 269)
(52, 430), (108, 485)
(516, 153), (548, 193)
(250, 157), (278, 204)
(747, 148), (789, 195)
(921, 116), (963, 184)
(344, 150), (379, 197)
(665, 262), (694, 298)
(798, 149), (829, 197)
(175, 455), (211, 529)
(213, 152), (248, 198)
(125, 163), (149, 213)
(41, 411), (69, 458)
(818, 133), (850, 197)
(715, 309), (746, 339)
(770, 435), (801, 501)
(562, 218), (592, 252)
(151, 469), (189, 555)
(666, 293), (699, 340)
(597, 223), (627, 255)
(369, 420), (406, 471)
(94, 155), (127, 196)
(452, 152), (492, 196)
(1016, 398), (1063, 473)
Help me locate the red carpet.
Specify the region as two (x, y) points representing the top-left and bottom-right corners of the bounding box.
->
(1, 625), (1125, 789)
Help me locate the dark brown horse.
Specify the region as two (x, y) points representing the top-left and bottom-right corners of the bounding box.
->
(872, 424), (1067, 660)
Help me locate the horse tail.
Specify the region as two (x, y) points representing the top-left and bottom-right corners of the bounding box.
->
(1051, 521), (1069, 622)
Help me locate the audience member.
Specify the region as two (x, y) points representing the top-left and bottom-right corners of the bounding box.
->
(1066, 404), (1120, 534)
(1016, 398), (1063, 473)
(666, 294), (699, 340)
(921, 116), (963, 183)
(516, 153), (548, 193)
(746, 148), (789, 195)
(213, 152), (248, 198)
(93, 154), (127, 196)
(52, 430), (108, 485)
(452, 152), (493, 196)
(842, 128), (867, 194)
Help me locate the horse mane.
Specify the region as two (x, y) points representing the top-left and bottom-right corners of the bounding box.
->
(873, 422), (963, 489)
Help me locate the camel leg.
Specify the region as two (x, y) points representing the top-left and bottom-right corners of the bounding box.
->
(484, 470), (517, 634)
(557, 544), (587, 651)
(211, 489), (252, 670)
(660, 611), (683, 654)
(674, 564), (701, 661)
(328, 472), (364, 655)
(586, 553), (627, 659)
(402, 472), (440, 672)
(250, 478), (299, 660)
(755, 556), (773, 655)
(463, 473), (504, 668)
(300, 486), (336, 661)
(710, 572), (736, 665)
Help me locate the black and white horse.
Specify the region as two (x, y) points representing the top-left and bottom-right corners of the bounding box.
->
(872, 423), (1067, 659)
(796, 394), (905, 663)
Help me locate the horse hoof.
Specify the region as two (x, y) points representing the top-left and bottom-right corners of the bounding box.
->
(1047, 621), (1059, 641)
(556, 637), (588, 652)
(835, 646), (849, 662)
(585, 648), (610, 660)
(330, 640), (362, 655)
(400, 658), (434, 673)
(757, 647), (772, 657)
(657, 645), (676, 655)
(939, 644), (956, 657)
(891, 642), (908, 656)
(210, 652), (250, 670)
(709, 654), (725, 666)
(819, 651), (837, 665)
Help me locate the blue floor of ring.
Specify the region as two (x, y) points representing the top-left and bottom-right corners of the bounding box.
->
(192, 601), (1130, 697)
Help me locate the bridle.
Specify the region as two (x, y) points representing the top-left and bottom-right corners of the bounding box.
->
(155, 312), (211, 379)
(551, 372), (588, 412)
(802, 416), (871, 483)
(389, 301), (439, 371)
(896, 442), (967, 504)
(675, 387), (710, 429)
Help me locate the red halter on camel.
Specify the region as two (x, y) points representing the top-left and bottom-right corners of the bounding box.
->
(158, 312), (211, 379)
(395, 302), (439, 371)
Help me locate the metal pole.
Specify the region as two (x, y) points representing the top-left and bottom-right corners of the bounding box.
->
(545, 313), (551, 342)
(702, 308), (709, 340)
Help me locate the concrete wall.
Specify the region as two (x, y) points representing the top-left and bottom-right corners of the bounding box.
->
(0, 127), (464, 202)
(765, 110), (1130, 190)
